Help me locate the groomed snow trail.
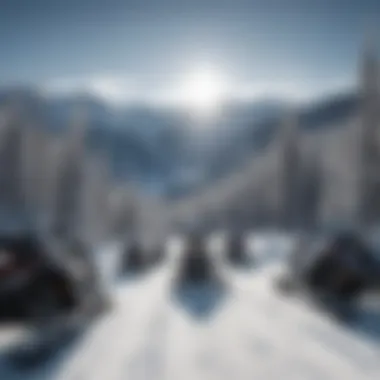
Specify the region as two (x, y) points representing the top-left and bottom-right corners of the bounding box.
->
(1, 235), (379, 380)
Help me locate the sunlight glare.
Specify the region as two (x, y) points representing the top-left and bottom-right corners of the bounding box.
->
(179, 65), (228, 119)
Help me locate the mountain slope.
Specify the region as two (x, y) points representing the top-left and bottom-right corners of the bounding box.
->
(0, 88), (360, 197)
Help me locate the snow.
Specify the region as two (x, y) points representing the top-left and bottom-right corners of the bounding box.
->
(0, 234), (379, 380)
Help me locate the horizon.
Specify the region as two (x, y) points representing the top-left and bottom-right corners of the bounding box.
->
(0, 78), (357, 112)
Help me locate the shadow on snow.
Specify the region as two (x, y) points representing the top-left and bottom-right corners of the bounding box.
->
(171, 280), (228, 321)
(0, 323), (88, 379)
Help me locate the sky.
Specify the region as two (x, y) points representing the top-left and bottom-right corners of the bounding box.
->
(0, 0), (379, 105)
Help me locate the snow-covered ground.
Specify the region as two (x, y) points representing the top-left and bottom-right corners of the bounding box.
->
(0, 234), (379, 380)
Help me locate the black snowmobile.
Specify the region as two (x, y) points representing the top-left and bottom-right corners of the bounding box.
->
(173, 232), (226, 318)
(275, 230), (380, 319)
(148, 242), (166, 268)
(120, 238), (148, 275)
(176, 233), (219, 284)
(0, 231), (106, 324)
(225, 232), (249, 266)
(0, 229), (112, 370)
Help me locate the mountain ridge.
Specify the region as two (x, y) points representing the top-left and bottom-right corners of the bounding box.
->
(0, 87), (359, 198)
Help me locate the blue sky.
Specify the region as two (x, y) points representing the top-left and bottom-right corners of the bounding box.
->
(0, 0), (379, 103)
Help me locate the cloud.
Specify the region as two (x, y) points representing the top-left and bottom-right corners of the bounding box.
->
(43, 74), (138, 105)
(42, 73), (354, 107)
(231, 75), (354, 104)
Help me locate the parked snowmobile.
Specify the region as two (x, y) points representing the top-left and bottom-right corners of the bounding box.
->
(176, 233), (220, 284)
(0, 232), (79, 323)
(225, 232), (250, 266)
(120, 238), (148, 275)
(172, 232), (227, 319)
(148, 242), (166, 268)
(276, 230), (380, 318)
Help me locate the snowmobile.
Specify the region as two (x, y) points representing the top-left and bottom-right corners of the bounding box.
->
(0, 232), (80, 323)
(225, 232), (250, 266)
(119, 238), (148, 275)
(275, 230), (380, 320)
(173, 232), (227, 319)
(176, 233), (220, 284)
(147, 242), (166, 268)
(0, 229), (112, 371)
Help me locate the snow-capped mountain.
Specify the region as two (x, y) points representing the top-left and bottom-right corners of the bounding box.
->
(0, 87), (359, 198)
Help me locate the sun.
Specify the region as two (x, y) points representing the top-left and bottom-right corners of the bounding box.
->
(179, 65), (228, 119)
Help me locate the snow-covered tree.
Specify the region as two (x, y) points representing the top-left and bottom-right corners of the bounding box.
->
(80, 152), (111, 244)
(0, 105), (26, 220)
(52, 106), (88, 238)
(357, 39), (380, 226)
(275, 110), (302, 229)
